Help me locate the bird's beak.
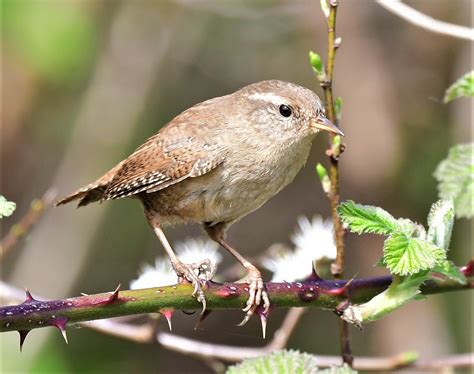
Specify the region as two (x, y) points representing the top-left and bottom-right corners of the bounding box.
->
(311, 117), (344, 136)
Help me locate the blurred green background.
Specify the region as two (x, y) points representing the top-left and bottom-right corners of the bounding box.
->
(1, 0), (472, 372)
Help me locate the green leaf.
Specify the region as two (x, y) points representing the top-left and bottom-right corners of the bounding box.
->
(444, 71), (474, 103)
(427, 199), (454, 250)
(434, 143), (473, 218)
(316, 163), (331, 194)
(226, 350), (357, 374)
(337, 201), (399, 235)
(383, 233), (446, 276)
(431, 260), (466, 284)
(0, 196), (16, 219)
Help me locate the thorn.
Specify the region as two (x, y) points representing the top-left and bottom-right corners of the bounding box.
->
(18, 330), (30, 352)
(259, 314), (267, 339)
(159, 309), (174, 331)
(461, 260), (474, 277)
(194, 310), (212, 331)
(60, 328), (68, 344)
(50, 317), (69, 344)
(80, 293), (89, 296)
(345, 275), (356, 289)
(256, 306), (271, 339)
(305, 268), (322, 282)
(24, 288), (35, 303)
(104, 284), (121, 303)
(325, 275), (356, 296)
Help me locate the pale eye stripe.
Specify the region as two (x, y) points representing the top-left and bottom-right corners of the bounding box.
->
(247, 92), (286, 106)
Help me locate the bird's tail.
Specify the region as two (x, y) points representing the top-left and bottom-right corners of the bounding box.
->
(55, 184), (107, 207)
(56, 161), (125, 207)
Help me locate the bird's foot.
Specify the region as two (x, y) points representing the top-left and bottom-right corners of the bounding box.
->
(172, 259), (215, 314)
(237, 264), (270, 326)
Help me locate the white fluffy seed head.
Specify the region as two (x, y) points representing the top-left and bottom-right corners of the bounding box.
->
(291, 215), (336, 260)
(130, 237), (222, 289)
(262, 215), (336, 282)
(175, 238), (222, 265)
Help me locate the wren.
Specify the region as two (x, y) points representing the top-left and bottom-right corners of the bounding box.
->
(57, 80), (343, 324)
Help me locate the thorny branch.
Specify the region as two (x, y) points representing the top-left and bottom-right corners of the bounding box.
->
(2, 281), (473, 371)
(1, 264), (472, 343)
(1, 282), (304, 357)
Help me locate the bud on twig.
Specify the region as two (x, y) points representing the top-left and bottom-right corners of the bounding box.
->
(316, 163), (332, 195)
(331, 135), (342, 159)
(320, 0), (330, 18)
(309, 51), (326, 82)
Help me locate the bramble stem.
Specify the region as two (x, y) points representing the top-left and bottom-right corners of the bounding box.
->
(2, 280), (473, 370)
(1, 273), (472, 334)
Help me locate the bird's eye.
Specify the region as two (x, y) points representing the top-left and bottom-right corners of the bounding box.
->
(279, 105), (292, 117)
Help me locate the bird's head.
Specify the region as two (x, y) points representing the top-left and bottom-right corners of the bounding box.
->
(238, 80), (343, 141)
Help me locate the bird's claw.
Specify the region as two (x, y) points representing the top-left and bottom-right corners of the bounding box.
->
(173, 259), (214, 314)
(237, 265), (270, 326)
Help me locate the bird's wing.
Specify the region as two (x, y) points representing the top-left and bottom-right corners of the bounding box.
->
(102, 131), (226, 200)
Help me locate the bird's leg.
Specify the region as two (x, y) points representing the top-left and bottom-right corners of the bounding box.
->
(152, 225), (210, 313)
(204, 223), (270, 325)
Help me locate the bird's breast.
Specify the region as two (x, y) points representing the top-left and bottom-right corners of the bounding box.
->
(203, 135), (314, 221)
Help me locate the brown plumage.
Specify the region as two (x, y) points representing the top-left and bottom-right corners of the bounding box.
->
(57, 80), (343, 325)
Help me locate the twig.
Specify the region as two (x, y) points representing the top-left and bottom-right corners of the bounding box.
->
(376, 0), (474, 41)
(321, 0), (344, 283)
(413, 353), (474, 370)
(0, 189), (57, 259)
(319, 0), (352, 366)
